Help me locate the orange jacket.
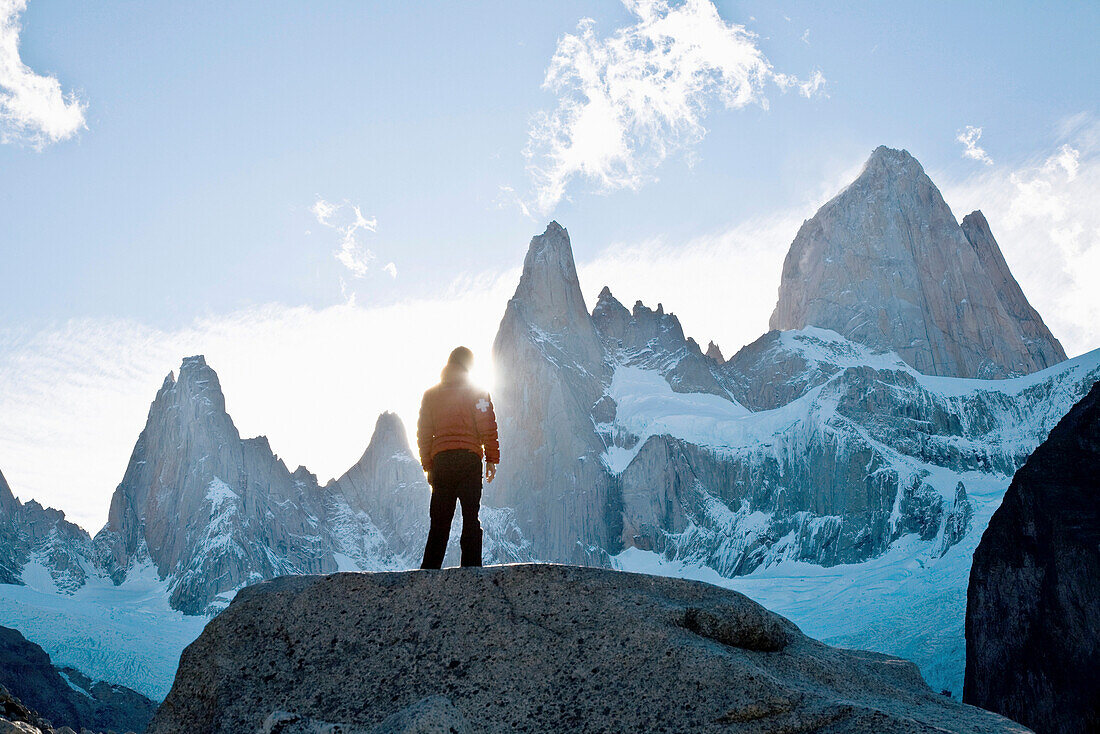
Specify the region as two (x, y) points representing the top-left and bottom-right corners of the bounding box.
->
(416, 367), (500, 471)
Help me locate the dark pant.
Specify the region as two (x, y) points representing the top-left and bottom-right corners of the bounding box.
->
(420, 449), (483, 569)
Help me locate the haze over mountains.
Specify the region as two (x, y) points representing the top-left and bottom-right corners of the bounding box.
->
(0, 146), (1096, 703)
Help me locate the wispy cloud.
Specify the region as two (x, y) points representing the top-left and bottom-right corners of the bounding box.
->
(523, 0), (824, 214)
(311, 198), (380, 278)
(956, 125), (993, 165)
(0, 0), (85, 148)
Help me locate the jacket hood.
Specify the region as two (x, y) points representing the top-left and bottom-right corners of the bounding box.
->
(440, 363), (469, 384)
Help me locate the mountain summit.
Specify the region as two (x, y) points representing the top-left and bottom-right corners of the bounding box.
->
(93, 356), (411, 614)
(769, 146), (1065, 378)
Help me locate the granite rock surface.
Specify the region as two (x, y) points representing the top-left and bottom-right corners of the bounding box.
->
(769, 146), (1065, 379)
(150, 565), (1027, 734)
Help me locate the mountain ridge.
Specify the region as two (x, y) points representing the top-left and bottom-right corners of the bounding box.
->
(0, 144), (1094, 704)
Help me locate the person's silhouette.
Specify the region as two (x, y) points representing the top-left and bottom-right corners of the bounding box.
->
(416, 346), (500, 568)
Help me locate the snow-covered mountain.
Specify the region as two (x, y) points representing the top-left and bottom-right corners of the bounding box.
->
(481, 148), (1099, 696)
(0, 145), (1094, 702)
(0, 468), (92, 593)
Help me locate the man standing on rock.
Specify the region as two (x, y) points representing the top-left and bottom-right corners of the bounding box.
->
(416, 346), (500, 569)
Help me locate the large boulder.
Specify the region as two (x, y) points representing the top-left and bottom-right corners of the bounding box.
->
(965, 380), (1100, 733)
(151, 565), (1024, 733)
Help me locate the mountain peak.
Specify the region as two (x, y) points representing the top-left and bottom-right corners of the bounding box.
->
(180, 355), (208, 371)
(369, 411), (410, 450)
(769, 146), (1065, 378)
(0, 467), (17, 513)
(867, 144), (916, 166)
(519, 222), (575, 285)
(501, 223), (602, 359)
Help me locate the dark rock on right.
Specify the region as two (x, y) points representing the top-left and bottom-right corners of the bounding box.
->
(965, 379), (1100, 733)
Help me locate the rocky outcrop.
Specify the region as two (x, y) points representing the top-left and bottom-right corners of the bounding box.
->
(260, 696), (469, 734)
(769, 146), (1065, 378)
(706, 340), (725, 364)
(0, 625), (154, 732)
(486, 222), (615, 564)
(150, 565), (1026, 734)
(328, 412), (429, 562)
(0, 469), (92, 592)
(965, 379), (1100, 733)
(92, 356), (407, 614)
(592, 287), (729, 397)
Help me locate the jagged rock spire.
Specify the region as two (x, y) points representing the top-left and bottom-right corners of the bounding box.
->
(330, 411), (427, 560)
(705, 341), (725, 364)
(94, 355), (407, 614)
(488, 223), (614, 563)
(499, 222), (606, 370)
(769, 146), (1065, 378)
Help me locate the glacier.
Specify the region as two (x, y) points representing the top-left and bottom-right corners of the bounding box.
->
(609, 340), (1100, 697)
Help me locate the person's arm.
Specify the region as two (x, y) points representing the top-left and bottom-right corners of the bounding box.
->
(416, 391), (434, 473)
(474, 392), (500, 482)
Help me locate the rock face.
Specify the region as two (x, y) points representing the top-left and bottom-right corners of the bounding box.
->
(91, 356), (414, 614)
(150, 565), (1024, 734)
(328, 412), (430, 562)
(592, 287), (729, 397)
(0, 624), (155, 732)
(486, 222), (615, 564)
(769, 146), (1065, 378)
(965, 380), (1100, 733)
(0, 468), (92, 592)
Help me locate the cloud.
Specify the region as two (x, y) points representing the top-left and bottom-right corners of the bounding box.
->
(956, 125), (993, 165)
(383, 262), (397, 279)
(0, 0), (85, 147)
(311, 198), (378, 278)
(943, 116), (1100, 356)
(523, 0), (824, 214)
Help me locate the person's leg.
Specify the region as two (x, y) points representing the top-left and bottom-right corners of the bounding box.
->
(421, 469), (458, 569)
(458, 455), (484, 567)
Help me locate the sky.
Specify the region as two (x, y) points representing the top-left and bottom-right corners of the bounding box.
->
(1, 0), (1098, 530)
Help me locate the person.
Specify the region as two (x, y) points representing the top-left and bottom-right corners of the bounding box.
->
(416, 346), (500, 569)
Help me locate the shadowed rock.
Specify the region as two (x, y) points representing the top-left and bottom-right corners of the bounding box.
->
(965, 379), (1100, 733)
(151, 565), (1026, 734)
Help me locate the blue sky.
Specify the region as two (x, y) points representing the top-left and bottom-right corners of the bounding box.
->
(2, 0), (1099, 527)
(5, 0), (1097, 326)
